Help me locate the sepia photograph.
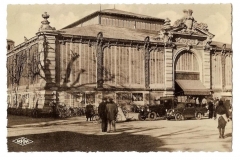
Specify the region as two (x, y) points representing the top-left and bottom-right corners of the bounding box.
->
(5, 3), (234, 153)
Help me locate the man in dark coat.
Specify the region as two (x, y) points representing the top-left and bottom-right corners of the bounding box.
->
(98, 98), (108, 132)
(85, 102), (94, 121)
(105, 98), (118, 133)
(208, 99), (214, 119)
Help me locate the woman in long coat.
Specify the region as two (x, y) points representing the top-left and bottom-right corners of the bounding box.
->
(105, 98), (118, 133)
(214, 100), (229, 138)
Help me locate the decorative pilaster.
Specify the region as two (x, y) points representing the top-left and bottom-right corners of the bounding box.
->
(144, 36), (150, 88)
(164, 47), (173, 90)
(203, 49), (211, 89)
(96, 32), (104, 88)
(221, 53), (226, 90)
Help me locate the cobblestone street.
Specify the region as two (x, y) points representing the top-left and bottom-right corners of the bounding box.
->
(7, 115), (232, 152)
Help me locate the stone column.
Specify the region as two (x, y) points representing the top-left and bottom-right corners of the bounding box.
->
(164, 47), (174, 96)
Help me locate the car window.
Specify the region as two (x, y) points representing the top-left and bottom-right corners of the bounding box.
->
(177, 103), (184, 108)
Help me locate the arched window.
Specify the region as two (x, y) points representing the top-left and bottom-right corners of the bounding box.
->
(175, 51), (199, 72)
(175, 51), (200, 80)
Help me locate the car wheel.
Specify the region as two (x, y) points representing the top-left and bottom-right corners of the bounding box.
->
(175, 113), (183, 121)
(138, 113), (146, 121)
(148, 112), (157, 121)
(196, 112), (202, 120)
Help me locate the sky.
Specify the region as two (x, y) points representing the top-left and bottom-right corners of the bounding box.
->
(7, 4), (232, 46)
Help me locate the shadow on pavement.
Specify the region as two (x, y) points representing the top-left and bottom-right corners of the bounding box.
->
(225, 133), (232, 137)
(8, 131), (171, 152)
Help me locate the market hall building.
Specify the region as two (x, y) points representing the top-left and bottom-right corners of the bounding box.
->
(7, 9), (232, 114)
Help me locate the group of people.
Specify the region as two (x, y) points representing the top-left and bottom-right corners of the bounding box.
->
(186, 96), (207, 107)
(206, 97), (230, 121)
(199, 96), (231, 139)
(86, 95), (231, 138)
(98, 97), (119, 133)
(186, 96), (231, 138)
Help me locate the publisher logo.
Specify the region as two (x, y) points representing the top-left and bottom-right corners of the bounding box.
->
(12, 137), (33, 146)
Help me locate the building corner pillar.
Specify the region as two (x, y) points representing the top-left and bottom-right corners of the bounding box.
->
(164, 47), (174, 92)
(36, 31), (58, 113)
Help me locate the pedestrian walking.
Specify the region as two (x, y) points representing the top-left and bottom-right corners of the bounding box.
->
(214, 99), (230, 139)
(85, 102), (94, 121)
(105, 97), (118, 133)
(98, 97), (108, 132)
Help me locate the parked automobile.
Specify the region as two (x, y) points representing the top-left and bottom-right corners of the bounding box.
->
(138, 96), (177, 121)
(166, 102), (208, 121)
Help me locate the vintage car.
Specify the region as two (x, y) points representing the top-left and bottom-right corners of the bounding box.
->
(138, 96), (177, 121)
(166, 102), (208, 120)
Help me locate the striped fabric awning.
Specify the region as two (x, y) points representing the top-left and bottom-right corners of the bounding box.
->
(175, 80), (210, 96)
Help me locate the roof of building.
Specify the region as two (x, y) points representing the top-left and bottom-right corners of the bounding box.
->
(62, 9), (165, 29)
(61, 25), (233, 51)
(7, 39), (14, 43)
(211, 41), (232, 50)
(60, 24), (160, 42)
(100, 9), (163, 20)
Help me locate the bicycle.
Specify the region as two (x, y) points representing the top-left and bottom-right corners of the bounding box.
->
(49, 101), (72, 118)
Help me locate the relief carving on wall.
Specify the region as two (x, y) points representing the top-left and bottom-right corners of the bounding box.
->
(155, 29), (174, 47)
(173, 9), (209, 34)
(175, 37), (203, 46)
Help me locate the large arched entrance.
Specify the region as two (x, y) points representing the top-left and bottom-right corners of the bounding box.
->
(174, 49), (209, 100)
(175, 50), (200, 80)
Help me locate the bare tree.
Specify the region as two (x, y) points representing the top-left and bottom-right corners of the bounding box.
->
(7, 52), (27, 86)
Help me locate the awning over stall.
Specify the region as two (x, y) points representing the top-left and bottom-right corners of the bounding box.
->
(175, 80), (210, 95)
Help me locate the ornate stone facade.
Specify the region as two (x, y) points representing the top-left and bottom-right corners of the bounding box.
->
(7, 9), (232, 115)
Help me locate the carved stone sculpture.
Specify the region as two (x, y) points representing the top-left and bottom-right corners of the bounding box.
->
(185, 9), (195, 31)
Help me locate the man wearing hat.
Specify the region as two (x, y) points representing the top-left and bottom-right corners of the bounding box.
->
(105, 97), (118, 133)
(98, 97), (108, 132)
(208, 98), (214, 119)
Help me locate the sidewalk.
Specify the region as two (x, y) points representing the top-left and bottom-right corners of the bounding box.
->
(7, 113), (139, 128)
(7, 115), (86, 128)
